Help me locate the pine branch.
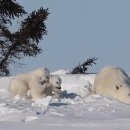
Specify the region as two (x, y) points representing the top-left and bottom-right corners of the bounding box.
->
(19, 7), (49, 43)
(71, 57), (98, 74)
(0, 0), (26, 19)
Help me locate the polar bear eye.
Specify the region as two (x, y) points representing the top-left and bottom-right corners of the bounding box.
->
(56, 82), (59, 84)
(115, 85), (119, 90)
(128, 94), (130, 96)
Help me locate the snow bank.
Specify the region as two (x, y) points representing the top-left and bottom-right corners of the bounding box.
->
(58, 74), (95, 97)
(51, 69), (70, 75)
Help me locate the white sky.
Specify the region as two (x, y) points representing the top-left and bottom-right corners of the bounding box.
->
(11, 0), (130, 75)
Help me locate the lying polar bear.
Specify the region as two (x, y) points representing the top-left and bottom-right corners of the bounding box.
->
(8, 68), (50, 99)
(93, 66), (130, 104)
(30, 75), (62, 100)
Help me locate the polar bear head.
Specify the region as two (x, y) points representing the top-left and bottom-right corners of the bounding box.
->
(32, 67), (50, 83)
(49, 75), (62, 94)
(94, 66), (130, 104)
(113, 83), (130, 104)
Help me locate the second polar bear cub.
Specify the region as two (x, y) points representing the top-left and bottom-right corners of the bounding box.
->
(8, 67), (50, 99)
(49, 75), (62, 98)
(30, 75), (62, 100)
(93, 66), (130, 104)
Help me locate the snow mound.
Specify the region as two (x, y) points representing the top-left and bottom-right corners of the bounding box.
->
(51, 69), (70, 75)
(59, 74), (95, 97)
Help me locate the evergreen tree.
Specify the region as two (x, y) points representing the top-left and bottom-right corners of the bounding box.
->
(0, 0), (49, 76)
(71, 57), (98, 74)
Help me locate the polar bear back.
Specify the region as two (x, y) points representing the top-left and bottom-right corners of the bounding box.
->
(93, 66), (130, 104)
(31, 68), (50, 80)
(8, 67), (50, 99)
(14, 68), (50, 88)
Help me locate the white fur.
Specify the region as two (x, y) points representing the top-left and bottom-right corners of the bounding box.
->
(93, 66), (130, 104)
(49, 75), (62, 94)
(30, 82), (53, 100)
(27, 75), (62, 100)
(8, 68), (50, 99)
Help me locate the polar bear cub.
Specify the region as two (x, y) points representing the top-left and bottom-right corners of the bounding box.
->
(30, 75), (62, 100)
(93, 66), (130, 104)
(49, 75), (62, 98)
(8, 67), (50, 99)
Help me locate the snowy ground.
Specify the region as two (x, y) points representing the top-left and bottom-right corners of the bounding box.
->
(0, 70), (130, 130)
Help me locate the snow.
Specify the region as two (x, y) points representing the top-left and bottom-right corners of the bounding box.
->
(51, 69), (70, 75)
(0, 69), (130, 130)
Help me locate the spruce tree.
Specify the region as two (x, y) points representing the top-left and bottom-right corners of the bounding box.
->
(0, 0), (49, 76)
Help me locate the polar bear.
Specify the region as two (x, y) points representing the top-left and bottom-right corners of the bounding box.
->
(93, 66), (130, 104)
(30, 75), (62, 100)
(30, 82), (53, 100)
(49, 75), (62, 98)
(8, 67), (50, 99)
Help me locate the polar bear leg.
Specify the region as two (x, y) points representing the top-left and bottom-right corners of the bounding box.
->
(9, 80), (29, 99)
(30, 84), (46, 100)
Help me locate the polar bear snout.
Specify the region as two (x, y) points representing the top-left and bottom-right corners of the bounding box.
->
(56, 86), (61, 89)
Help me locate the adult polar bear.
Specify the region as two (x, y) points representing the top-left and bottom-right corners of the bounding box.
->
(93, 66), (130, 104)
(9, 68), (50, 99)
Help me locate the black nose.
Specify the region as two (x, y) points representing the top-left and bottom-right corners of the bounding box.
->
(128, 94), (130, 96)
(57, 87), (61, 89)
